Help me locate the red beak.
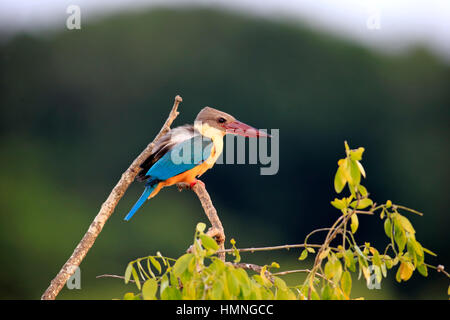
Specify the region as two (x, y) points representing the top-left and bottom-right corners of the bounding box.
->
(223, 120), (271, 138)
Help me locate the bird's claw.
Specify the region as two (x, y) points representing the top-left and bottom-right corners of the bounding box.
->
(189, 179), (205, 189)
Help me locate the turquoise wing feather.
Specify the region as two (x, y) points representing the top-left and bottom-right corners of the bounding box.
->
(146, 136), (213, 181)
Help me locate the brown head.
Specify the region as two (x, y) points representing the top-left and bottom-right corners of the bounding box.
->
(194, 106), (270, 138)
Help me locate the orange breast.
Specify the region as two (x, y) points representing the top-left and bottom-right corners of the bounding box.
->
(147, 161), (211, 199)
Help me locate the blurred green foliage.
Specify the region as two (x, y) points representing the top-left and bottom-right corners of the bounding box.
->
(0, 8), (448, 299)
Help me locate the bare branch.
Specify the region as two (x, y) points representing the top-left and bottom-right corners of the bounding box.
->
(41, 96), (182, 300)
(179, 182), (226, 261)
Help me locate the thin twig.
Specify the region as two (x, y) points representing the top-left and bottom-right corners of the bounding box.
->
(307, 196), (361, 299)
(217, 243), (325, 254)
(96, 274), (135, 283)
(394, 205), (424, 216)
(41, 96), (182, 300)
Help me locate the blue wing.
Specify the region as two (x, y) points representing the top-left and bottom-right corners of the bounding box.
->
(146, 136), (213, 181)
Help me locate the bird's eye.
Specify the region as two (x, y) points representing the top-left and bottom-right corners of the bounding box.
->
(218, 117), (226, 123)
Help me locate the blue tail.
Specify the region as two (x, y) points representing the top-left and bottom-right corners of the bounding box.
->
(124, 185), (155, 221)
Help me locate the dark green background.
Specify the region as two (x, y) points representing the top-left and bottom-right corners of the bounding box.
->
(0, 8), (448, 299)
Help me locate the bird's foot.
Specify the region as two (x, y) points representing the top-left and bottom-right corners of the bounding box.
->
(189, 179), (205, 189)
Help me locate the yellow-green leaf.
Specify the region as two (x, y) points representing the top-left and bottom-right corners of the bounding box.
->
(200, 234), (219, 252)
(131, 267), (141, 290)
(350, 198), (373, 209)
(350, 147), (365, 161)
(384, 218), (393, 238)
(149, 256), (162, 274)
(417, 264), (428, 277)
(350, 214), (359, 234)
(344, 249), (356, 272)
(124, 263), (133, 284)
(299, 249), (308, 261)
(394, 222), (407, 252)
(173, 253), (194, 277)
(358, 185), (368, 197)
(306, 247), (316, 253)
(123, 292), (135, 300)
(274, 276), (288, 291)
(422, 247), (437, 256)
(321, 284), (333, 300)
(341, 271), (352, 298)
(349, 160), (361, 186)
(395, 214), (415, 234)
(196, 222), (206, 233)
(334, 166), (347, 193)
(142, 278), (158, 300)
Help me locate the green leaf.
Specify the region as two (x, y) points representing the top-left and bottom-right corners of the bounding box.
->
(306, 247), (316, 253)
(357, 185), (368, 197)
(324, 258), (342, 283)
(142, 278), (158, 300)
(334, 165), (347, 193)
(161, 286), (182, 300)
(417, 264), (428, 277)
(394, 221), (407, 252)
(299, 249), (308, 261)
(321, 284), (333, 300)
(274, 276), (288, 291)
(350, 214), (359, 234)
(172, 253), (194, 277)
(200, 234), (219, 252)
(407, 236), (424, 261)
(331, 198), (346, 210)
(350, 147), (365, 161)
(270, 262), (280, 269)
(168, 271), (178, 287)
(196, 222), (206, 233)
(234, 268), (251, 298)
(123, 292), (135, 300)
(349, 159), (361, 186)
(344, 249), (356, 272)
(226, 269), (240, 296)
(370, 248), (382, 267)
(422, 247), (437, 256)
(341, 271), (352, 298)
(350, 198), (373, 209)
(384, 218), (393, 238)
(211, 280), (224, 300)
(395, 214), (415, 234)
(149, 256), (162, 274)
(131, 267), (141, 290)
(124, 263), (133, 284)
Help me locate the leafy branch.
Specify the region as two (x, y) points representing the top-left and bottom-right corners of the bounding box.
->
(108, 141), (449, 300)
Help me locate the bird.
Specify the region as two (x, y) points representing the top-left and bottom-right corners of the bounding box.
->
(124, 106), (270, 221)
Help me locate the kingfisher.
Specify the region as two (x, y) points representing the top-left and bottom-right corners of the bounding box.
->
(124, 106), (269, 221)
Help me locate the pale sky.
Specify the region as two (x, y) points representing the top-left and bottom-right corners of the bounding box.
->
(1, 0), (449, 61)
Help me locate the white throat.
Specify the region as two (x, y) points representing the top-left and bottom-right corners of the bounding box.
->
(194, 122), (224, 166)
